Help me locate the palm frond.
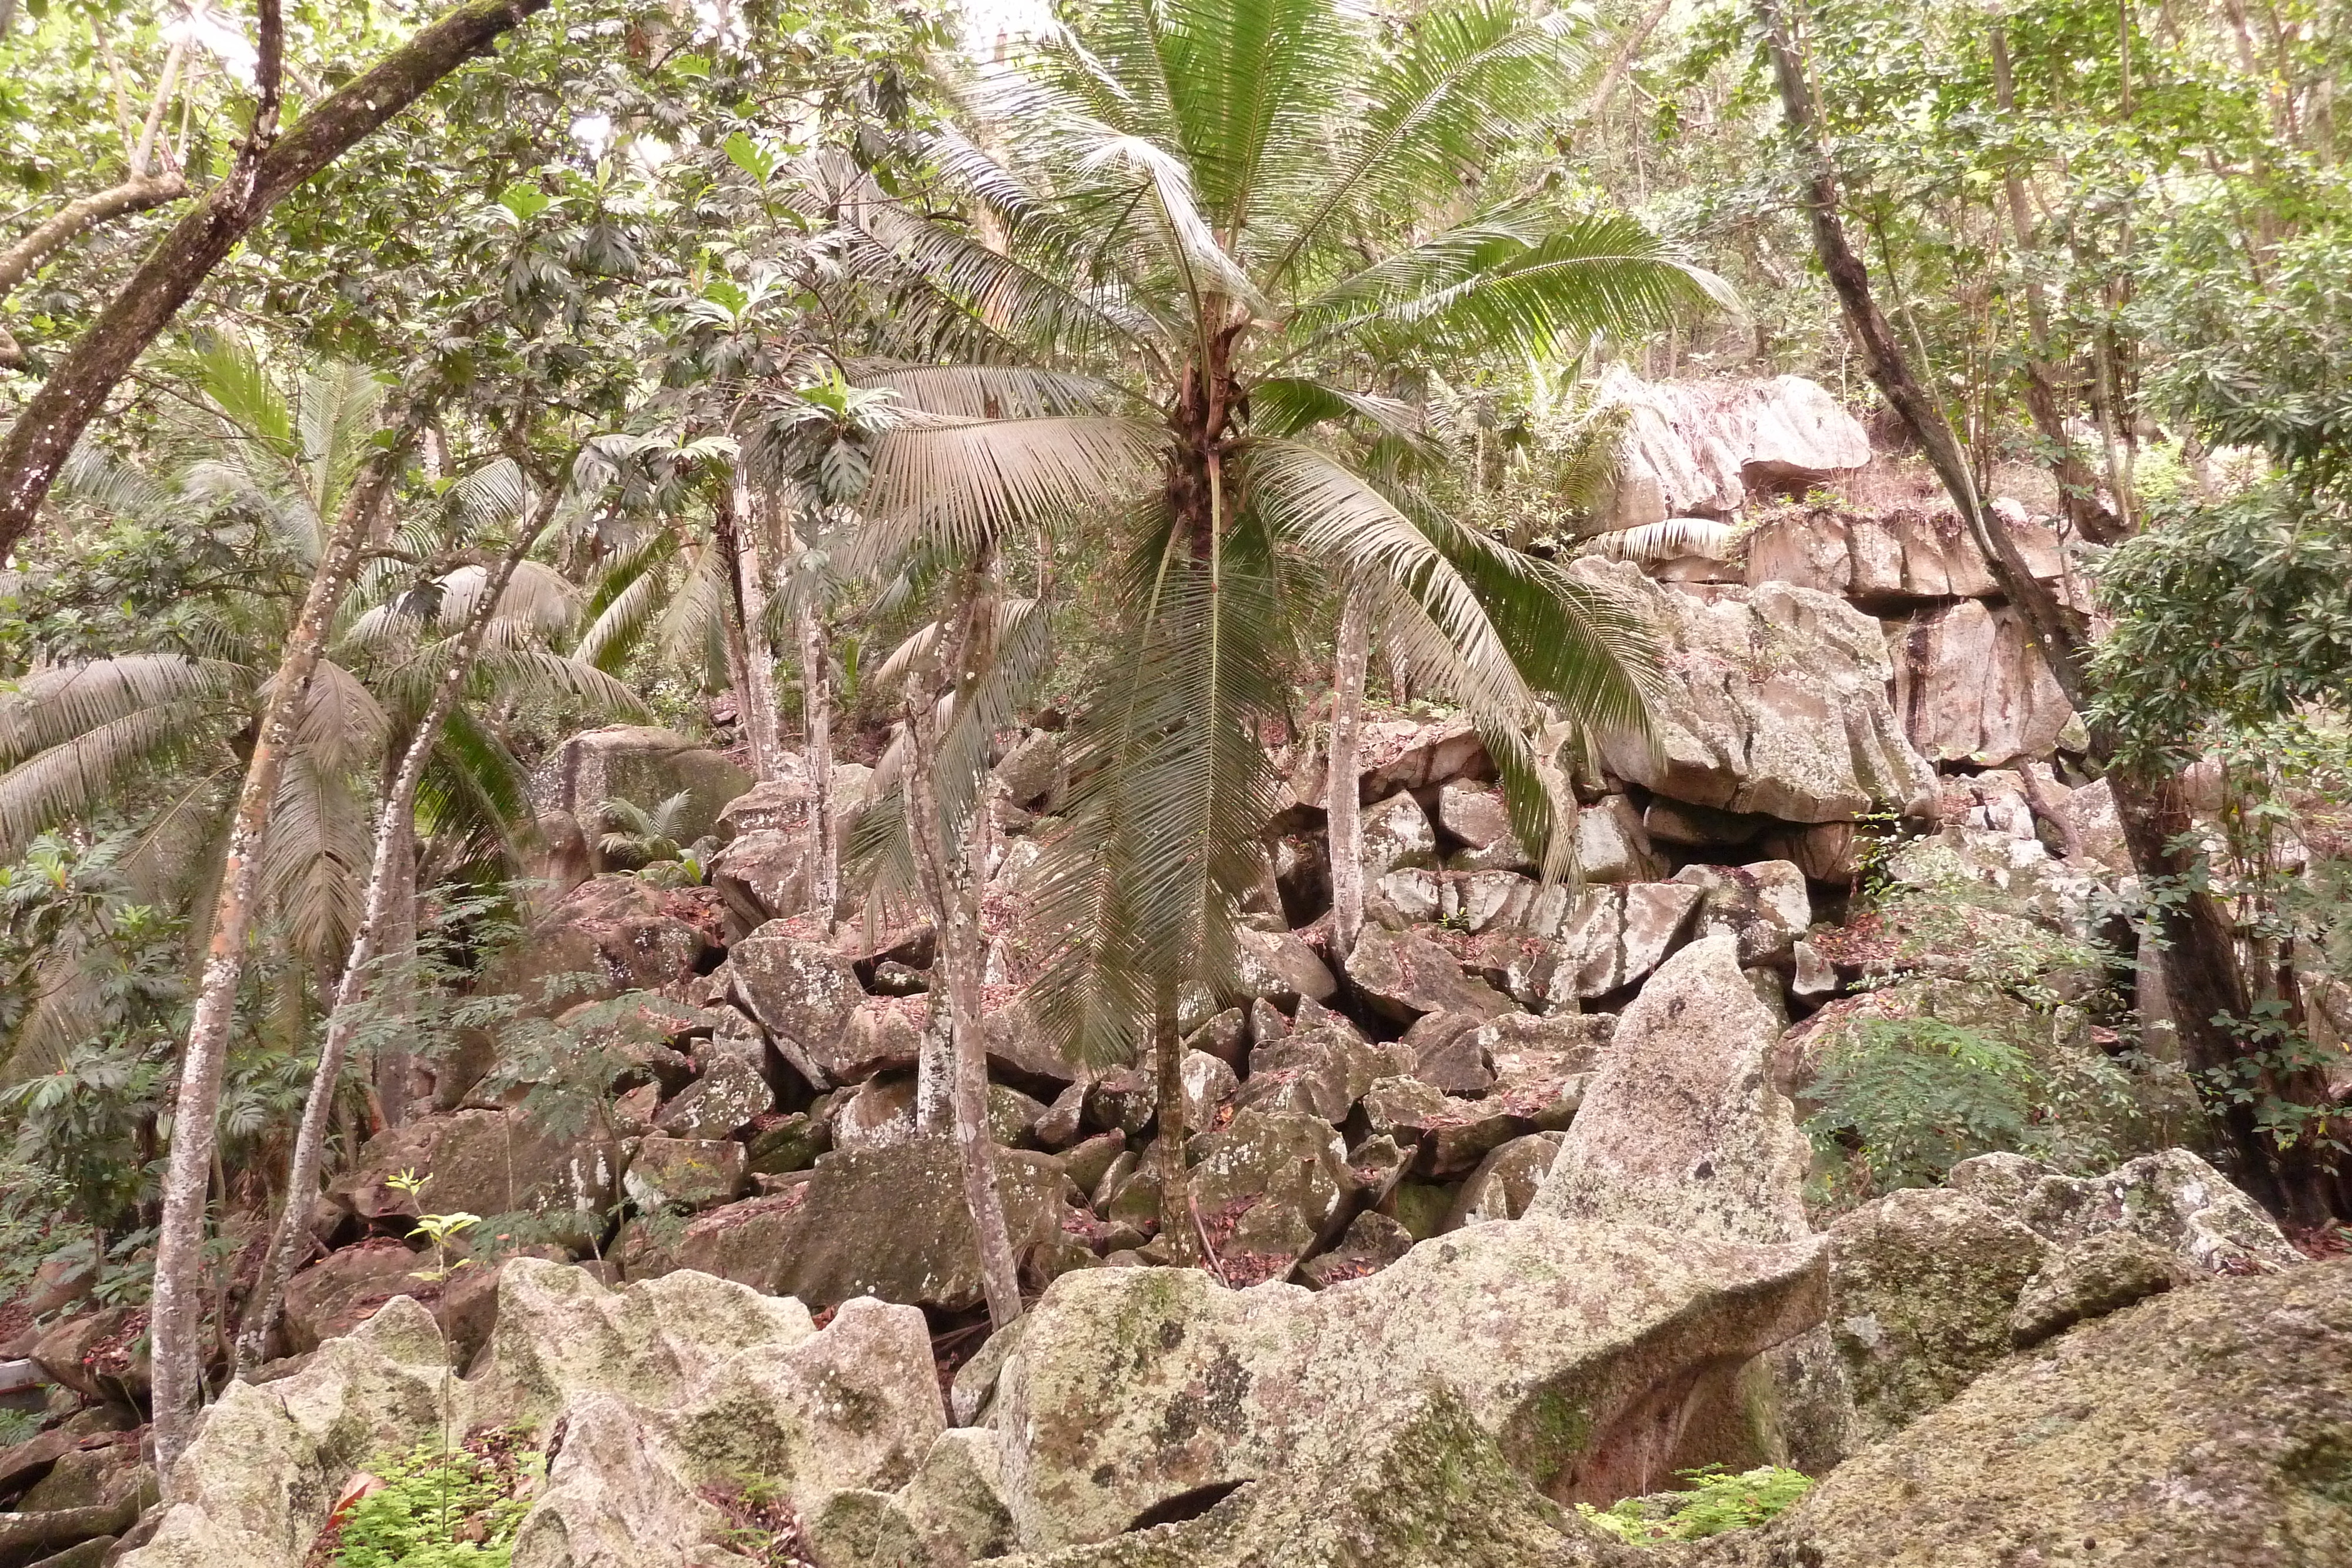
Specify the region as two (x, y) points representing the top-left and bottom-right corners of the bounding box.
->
(1583, 518), (1738, 561)
(856, 415), (1163, 568)
(0, 657), (243, 764)
(262, 749), (372, 969)
(469, 644), (648, 718)
(296, 360), (391, 523)
(853, 365), (1115, 419)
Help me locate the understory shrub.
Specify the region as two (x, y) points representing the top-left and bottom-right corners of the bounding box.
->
(329, 1436), (542, 1568)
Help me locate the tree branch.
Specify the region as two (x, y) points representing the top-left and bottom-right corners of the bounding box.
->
(0, 0), (551, 563)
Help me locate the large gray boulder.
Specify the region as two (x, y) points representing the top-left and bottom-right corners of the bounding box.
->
(1702, 1260), (2352, 1568)
(121, 1297), (460, 1568)
(331, 1107), (617, 1236)
(1549, 881), (1702, 1001)
(1575, 559), (1937, 824)
(1595, 368), (1871, 527)
(1947, 1147), (2306, 1275)
(987, 1216), (1826, 1552)
(489, 873), (727, 1009)
(1532, 936), (1811, 1245)
(729, 928), (868, 1085)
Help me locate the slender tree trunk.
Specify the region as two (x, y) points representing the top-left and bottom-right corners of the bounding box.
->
(900, 567), (1023, 1330)
(0, 0), (550, 564)
(913, 991), (954, 1133)
(1326, 583), (1372, 958)
(1152, 974), (1197, 1264)
(1758, 0), (2336, 1219)
(235, 499), (547, 1373)
(149, 430), (415, 1475)
(707, 504), (765, 775)
(0, 173), (187, 369)
(782, 510), (838, 929)
(372, 802), (417, 1128)
(730, 478), (788, 784)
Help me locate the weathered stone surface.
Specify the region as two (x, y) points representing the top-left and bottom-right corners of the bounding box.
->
(1889, 599), (2077, 768)
(281, 1239), (435, 1356)
(623, 1135), (747, 1212)
(508, 1394), (727, 1568)
(1742, 505), (2079, 606)
(1576, 794), (1662, 882)
(747, 1110), (830, 1175)
(1238, 1028), (1406, 1124)
(2009, 1230), (2180, 1349)
(833, 1072), (919, 1152)
(1948, 1146), (2305, 1275)
(1437, 780), (1516, 850)
(1190, 1109), (1357, 1285)
(770, 1138), (1077, 1311)
(709, 827), (814, 927)
(1533, 937), (1810, 1244)
(121, 1296), (457, 1568)
(1705, 1261), (2352, 1568)
(32, 1307), (149, 1402)
(988, 1215), (1826, 1550)
(996, 730), (1066, 810)
(1576, 559), (1937, 823)
(1825, 1187), (2052, 1446)
(2053, 775), (2131, 872)
(490, 873), (726, 1009)
(1552, 882), (1702, 999)
(1231, 927), (1337, 1007)
(1358, 790), (1438, 882)
(1443, 1132), (1566, 1231)
(981, 992), (1089, 1087)
(1596, 368), (1870, 527)
(653, 1051), (773, 1139)
(729, 931), (887, 1088)
(1476, 1011), (1609, 1126)
(333, 1108), (618, 1229)
(1345, 928), (1515, 1024)
(1671, 862), (1810, 967)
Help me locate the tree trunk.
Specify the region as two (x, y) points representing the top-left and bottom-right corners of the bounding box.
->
(730, 478), (788, 784)
(0, 0), (549, 565)
(149, 430), (415, 1476)
(372, 808), (418, 1128)
(235, 497), (548, 1373)
(900, 569), (1024, 1330)
(1152, 973), (1197, 1263)
(0, 173), (188, 369)
(800, 600), (838, 928)
(1757, 0), (2330, 1218)
(1325, 583), (1372, 958)
(707, 503), (764, 774)
(913, 991), (955, 1133)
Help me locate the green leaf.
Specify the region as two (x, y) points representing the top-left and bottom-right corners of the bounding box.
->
(724, 131), (777, 185)
(497, 180), (553, 222)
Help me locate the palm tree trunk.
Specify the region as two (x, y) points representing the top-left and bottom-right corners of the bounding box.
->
(731, 477), (789, 785)
(149, 427), (416, 1476)
(233, 503), (547, 1375)
(1152, 974), (1197, 1264)
(1758, 0), (2337, 1222)
(372, 812), (417, 1127)
(1326, 583), (1372, 958)
(900, 565), (1024, 1330)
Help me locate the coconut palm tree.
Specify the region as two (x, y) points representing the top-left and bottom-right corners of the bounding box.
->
(811, 0), (1726, 1262)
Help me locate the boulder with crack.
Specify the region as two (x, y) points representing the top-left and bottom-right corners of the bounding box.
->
(1532, 936), (1812, 1246)
(1700, 1260), (2352, 1567)
(987, 1215), (1826, 1552)
(1575, 559), (1937, 824)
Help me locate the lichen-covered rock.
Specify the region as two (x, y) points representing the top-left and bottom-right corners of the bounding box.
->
(1576, 561), (1936, 824)
(1701, 1261), (2352, 1567)
(1297, 1211), (1415, 1290)
(1532, 937), (1811, 1245)
(1823, 1187), (2051, 1446)
(280, 1238), (432, 1355)
(1889, 597), (2077, 768)
(1947, 1146), (2305, 1275)
(1345, 928), (1515, 1024)
(729, 930), (866, 1085)
(332, 1108), (618, 1233)
(1575, 794), (1664, 883)
(988, 1216), (1826, 1551)
(1180, 1051), (1240, 1135)
(623, 1134), (747, 1212)
(1443, 1132), (1566, 1231)
(534, 726), (753, 864)
(709, 827), (815, 927)
(770, 1138), (1078, 1310)
(1358, 790), (1438, 884)
(2009, 1230), (2180, 1349)
(1237, 1028), (1406, 1125)
(1189, 1109), (1357, 1285)
(1549, 882), (1703, 1000)
(121, 1297), (460, 1568)
(509, 1394), (728, 1568)
(984, 1388), (1648, 1568)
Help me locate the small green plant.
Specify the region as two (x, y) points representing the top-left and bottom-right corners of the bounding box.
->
(1576, 1465), (1813, 1544)
(1803, 1017), (2040, 1193)
(332, 1439), (542, 1567)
